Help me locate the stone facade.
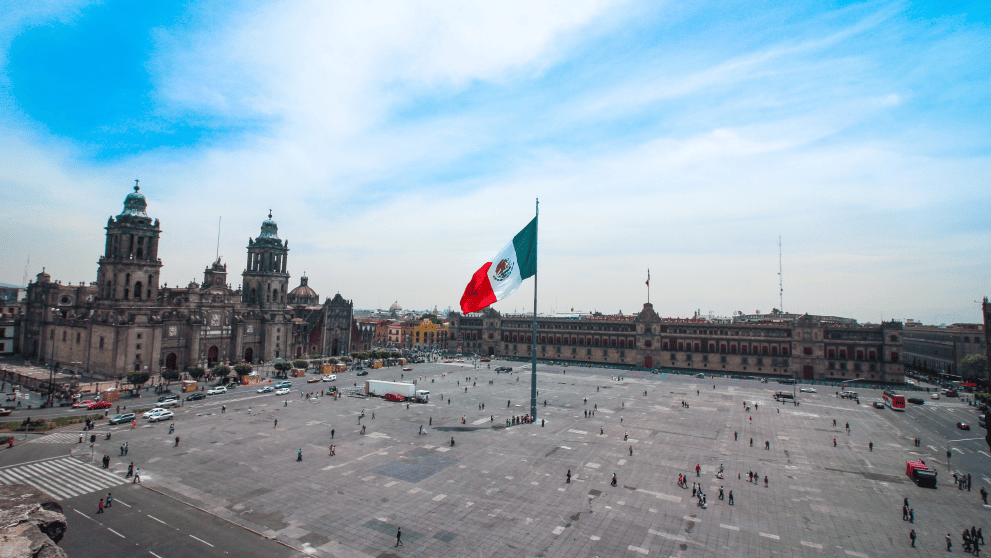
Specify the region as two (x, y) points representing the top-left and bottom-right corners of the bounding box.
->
(902, 322), (986, 380)
(448, 303), (905, 384)
(18, 185), (353, 379)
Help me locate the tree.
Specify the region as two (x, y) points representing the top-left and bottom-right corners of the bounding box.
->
(274, 361), (293, 378)
(961, 354), (988, 381)
(127, 371), (150, 389)
(310, 360), (323, 368)
(421, 313), (439, 324)
(213, 364), (232, 382)
(391, 351), (402, 359)
(234, 363), (253, 378)
(188, 367), (205, 381)
(161, 370), (180, 385)
(292, 359), (309, 370)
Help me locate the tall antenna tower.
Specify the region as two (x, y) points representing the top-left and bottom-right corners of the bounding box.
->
(216, 216), (222, 262)
(777, 236), (783, 312)
(22, 256), (30, 287)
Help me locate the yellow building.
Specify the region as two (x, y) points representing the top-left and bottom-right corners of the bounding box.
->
(413, 319), (449, 351)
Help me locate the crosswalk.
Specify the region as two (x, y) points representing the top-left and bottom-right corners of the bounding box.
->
(27, 431), (108, 444)
(0, 456), (127, 499)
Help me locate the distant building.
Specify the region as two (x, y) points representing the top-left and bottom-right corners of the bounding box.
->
(412, 319), (449, 351)
(448, 303), (905, 383)
(902, 322), (986, 380)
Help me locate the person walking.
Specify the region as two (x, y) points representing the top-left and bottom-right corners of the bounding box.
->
(106, 492), (113, 507)
(297, 448), (303, 462)
(222, 404), (226, 413)
(567, 469), (571, 483)
(947, 533), (953, 551)
(629, 445), (633, 456)
(97, 498), (104, 514)
(169, 423), (174, 434)
(133, 467), (141, 484)
(734, 431), (738, 441)
(124, 442), (128, 455)
(174, 436), (180, 447)
(126, 462), (133, 478)
(274, 419), (278, 429)
(833, 438), (837, 447)
(910, 529), (916, 548)
(869, 442), (873, 452)
(611, 473), (618, 487)
(696, 464), (701, 477)
(396, 527), (403, 546)
(450, 437), (455, 447)
(728, 491), (734, 505)
(331, 428), (335, 439)
(750, 438), (754, 447)
(909, 508), (914, 523)
(765, 440), (770, 450)
(903, 505), (908, 521)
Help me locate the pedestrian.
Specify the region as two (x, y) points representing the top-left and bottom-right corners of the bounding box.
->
(833, 438), (837, 447)
(902, 505), (908, 521)
(567, 469), (571, 483)
(222, 405), (226, 413)
(968, 473), (972, 492)
(419, 425), (423, 435)
(124, 442), (128, 455)
(297, 448), (303, 462)
(450, 437), (455, 447)
(750, 438), (753, 447)
(947, 533), (952, 551)
(330, 444), (335, 456)
(274, 419), (278, 428)
(909, 508), (913, 523)
(600, 426), (604, 435)
(696, 464), (701, 477)
(174, 436), (180, 447)
(126, 462), (133, 478)
(120, 444), (124, 456)
(910, 529), (916, 547)
(629, 445), (633, 456)
(97, 498), (104, 514)
(331, 428), (335, 439)
(611, 473), (617, 487)
(133, 468), (141, 484)
(869, 442), (873, 452)
(396, 527), (403, 546)
(429, 417), (432, 426)
(978, 528), (984, 544)
(728, 491), (734, 505)
(106, 492), (113, 507)
(624, 432), (628, 441)
(765, 441), (770, 450)
(734, 431), (738, 441)
(719, 487), (724, 500)
(764, 476), (768, 487)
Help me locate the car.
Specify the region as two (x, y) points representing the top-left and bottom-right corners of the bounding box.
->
(402, 367), (412, 371)
(907, 397), (925, 405)
(495, 366), (513, 372)
(957, 422), (970, 430)
(357, 371), (368, 376)
(143, 407), (168, 418)
(354, 366), (363, 370)
(321, 375), (336, 382)
(800, 387), (817, 393)
(207, 386), (227, 395)
(186, 393), (206, 401)
(931, 393), (940, 399)
(872, 401), (885, 409)
(108, 412), (136, 424)
(158, 394), (178, 402)
(945, 390), (958, 397)
(257, 386), (275, 393)
(148, 409), (174, 422)
(0, 408), (12, 416)
(87, 401), (112, 410)
(159, 398), (181, 407)
(384, 393), (405, 402)
(275, 381), (292, 388)
(225, 383), (239, 389)
(275, 388), (291, 395)
(72, 400), (95, 408)
(307, 377), (322, 384)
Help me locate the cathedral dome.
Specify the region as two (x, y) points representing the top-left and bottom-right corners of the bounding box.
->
(119, 183), (148, 218)
(288, 276), (318, 304)
(258, 211), (280, 241)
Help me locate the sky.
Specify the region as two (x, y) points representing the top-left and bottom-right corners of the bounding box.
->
(0, 0), (989, 324)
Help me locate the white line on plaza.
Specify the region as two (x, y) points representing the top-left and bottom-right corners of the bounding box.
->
(72, 509), (99, 523)
(801, 541), (823, 549)
(720, 524), (739, 531)
(114, 499), (131, 507)
(147, 515), (170, 527)
(107, 528), (126, 538)
(759, 532), (780, 540)
(844, 551), (868, 558)
(149, 552), (164, 558)
(189, 535), (214, 547)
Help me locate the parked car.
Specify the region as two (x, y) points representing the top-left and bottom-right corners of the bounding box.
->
(480, 358), (491, 362)
(957, 422), (970, 430)
(800, 387), (817, 393)
(257, 386), (274, 393)
(72, 400), (96, 408)
(186, 393), (206, 401)
(384, 393), (405, 402)
(275, 388), (291, 395)
(275, 381), (292, 388)
(108, 412), (135, 424)
(402, 367), (413, 371)
(872, 401), (884, 409)
(306, 377), (322, 384)
(143, 407), (168, 418)
(321, 375), (336, 382)
(225, 382), (239, 389)
(0, 408), (12, 416)
(207, 386), (227, 395)
(148, 409), (174, 422)
(158, 394), (179, 403)
(945, 390), (958, 397)
(931, 393), (940, 399)
(159, 398), (181, 408)
(907, 397), (925, 405)
(87, 401), (112, 410)
(495, 366), (512, 372)
(357, 371), (368, 376)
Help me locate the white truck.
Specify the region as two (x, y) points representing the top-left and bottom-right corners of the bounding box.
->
(365, 380), (416, 399)
(413, 390), (430, 403)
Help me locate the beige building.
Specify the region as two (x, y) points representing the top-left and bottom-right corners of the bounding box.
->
(412, 319), (449, 351)
(903, 322), (986, 381)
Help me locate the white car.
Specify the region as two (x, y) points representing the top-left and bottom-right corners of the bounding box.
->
(143, 407), (168, 418)
(800, 387), (817, 393)
(402, 366), (412, 371)
(931, 393), (940, 399)
(207, 386), (227, 395)
(257, 386), (274, 393)
(321, 375), (336, 382)
(148, 409), (174, 422)
(275, 388), (291, 395)
(159, 398), (180, 407)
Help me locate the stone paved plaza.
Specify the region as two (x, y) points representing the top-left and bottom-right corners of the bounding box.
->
(65, 360), (989, 557)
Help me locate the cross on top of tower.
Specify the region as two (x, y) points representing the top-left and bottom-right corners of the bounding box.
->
(134, 179), (140, 192)
(268, 209), (272, 219)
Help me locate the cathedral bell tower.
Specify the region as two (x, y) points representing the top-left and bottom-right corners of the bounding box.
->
(96, 181), (163, 302)
(242, 211), (290, 309)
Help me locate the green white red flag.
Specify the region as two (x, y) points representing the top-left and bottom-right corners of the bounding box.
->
(460, 217), (537, 314)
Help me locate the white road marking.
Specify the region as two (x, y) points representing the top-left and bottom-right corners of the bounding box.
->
(720, 524), (739, 531)
(432, 494), (446, 501)
(683, 516), (701, 522)
(189, 535), (214, 547)
(628, 545), (649, 554)
(552, 526), (565, 535)
(150, 552), (164, 558)
(801, 541), (823, 549)
(72, 508), (99, 523)
(147, 515), (169, 526)
(844, 551), (868, 558)
(590, 535), (601, 541)
(759, 532), (780, 540)
(107, 528), (126, 538)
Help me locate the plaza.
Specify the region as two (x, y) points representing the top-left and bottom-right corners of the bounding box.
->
(3, 358), (984, 557)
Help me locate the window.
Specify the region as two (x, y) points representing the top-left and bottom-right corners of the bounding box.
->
(99, 337), (104, 349)
(720, 356), (727, 363)
(741, 357), (749, 364)
(137, 333), (142, 340)
(671, 353), (677, 360)
(803, 347), (813, 355)
(76, 332), (81, 344)
(62, 331), (66, 342)
(136, 344), (142, 350)
(644, 340), (652, 347)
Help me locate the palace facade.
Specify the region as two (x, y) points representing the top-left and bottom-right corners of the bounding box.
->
(19, 184), (354, 380)
(448, 303), (906, 384)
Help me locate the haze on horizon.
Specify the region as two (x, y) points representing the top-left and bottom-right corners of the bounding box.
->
(0, 1), (988, 325)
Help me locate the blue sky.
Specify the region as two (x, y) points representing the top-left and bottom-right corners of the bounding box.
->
(0, 0), (988, 323)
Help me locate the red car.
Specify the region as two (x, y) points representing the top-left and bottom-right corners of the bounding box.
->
(306, 377), (322, 383)
(72, 400), (95, 408)
(87, 401), (112, 410)
(384, 393), (405, 402)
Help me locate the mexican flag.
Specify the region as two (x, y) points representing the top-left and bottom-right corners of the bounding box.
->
(460, 217), (537, 314)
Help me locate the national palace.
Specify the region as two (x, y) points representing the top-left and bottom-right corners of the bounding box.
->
(17, 183), (354, 379)
(447, 305), (908, 383)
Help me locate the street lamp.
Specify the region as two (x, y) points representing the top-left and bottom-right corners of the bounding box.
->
(48, 308), (58, 407)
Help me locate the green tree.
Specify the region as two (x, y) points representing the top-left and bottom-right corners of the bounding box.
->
(421, 313), (439, 324)
(292, 359), (309, 370)
(234, 363), (253, 377)
(961, 354), (988, 381)
(274, 361), (293, 378)
(127, 371), (151, 388)
(391, 351), (402, 359)
(161, 369), (180, 386)
(188, 367), (205, 381)
(213, 364), (232, 382)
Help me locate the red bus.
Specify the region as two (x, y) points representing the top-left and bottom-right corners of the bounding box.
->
(883, 390), (906, 411)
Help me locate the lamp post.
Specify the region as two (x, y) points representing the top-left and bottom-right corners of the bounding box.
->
(48, 308), (57, 407)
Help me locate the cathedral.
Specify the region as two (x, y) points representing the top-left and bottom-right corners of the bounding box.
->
(20, 183), (354, 380)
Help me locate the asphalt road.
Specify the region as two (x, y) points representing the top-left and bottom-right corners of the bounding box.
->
(59, 481), (303, 558)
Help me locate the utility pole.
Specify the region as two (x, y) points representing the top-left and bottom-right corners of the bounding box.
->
(778, 236), (783, 313)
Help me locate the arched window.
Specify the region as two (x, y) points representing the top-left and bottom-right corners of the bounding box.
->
(244, 347), (253, 362)
(134, 282), (143, 299)
(125, 273), (131, 285)
(166, 353), (177, 370)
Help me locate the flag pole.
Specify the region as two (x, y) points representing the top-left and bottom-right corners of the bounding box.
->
(531, 198), (539, 422)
